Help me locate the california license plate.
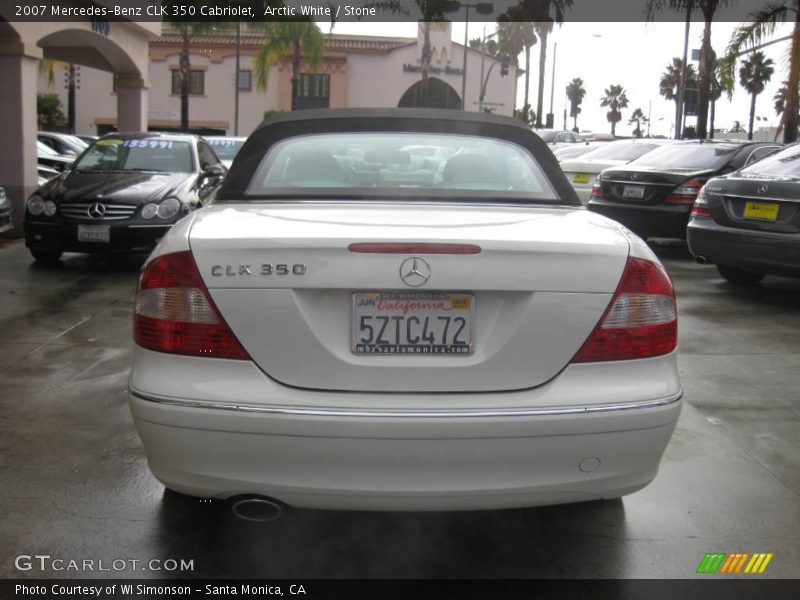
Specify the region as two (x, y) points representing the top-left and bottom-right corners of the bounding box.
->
(623, 185), (645, 199)
(573, 173), (590, 184)
(352, 292), (473, 355)
(743, 201), (779, 222)
(77, 225), (110, 243)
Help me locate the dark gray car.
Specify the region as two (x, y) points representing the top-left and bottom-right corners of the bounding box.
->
(687, 142), (800, 284)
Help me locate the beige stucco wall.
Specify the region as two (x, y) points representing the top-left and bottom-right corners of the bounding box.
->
(345, 41), (518, 116)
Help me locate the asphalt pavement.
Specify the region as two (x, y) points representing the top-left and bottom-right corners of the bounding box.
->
(0, 238), (798, 579)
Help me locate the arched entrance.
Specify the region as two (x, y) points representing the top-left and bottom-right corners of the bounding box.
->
(398, 78), (461, 110)
(0, 17), (154, 236)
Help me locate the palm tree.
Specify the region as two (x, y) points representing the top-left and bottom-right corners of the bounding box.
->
(738, 51), (775, 139)
(708, 54), (724, 138)
(532, 20), (553, 128)
(250, 22), (325, 110)
(497, 20), (536, 121)
(166, 18), (229, 131)
(647, 1), (736, 139)
(659, 57), (698, 139)
(721, 0), (800, 143)
(628, 108), (648, 137)
(511, 1), (573, 127)
(600, 84), (629, 136)
(565, 78), (586, 131)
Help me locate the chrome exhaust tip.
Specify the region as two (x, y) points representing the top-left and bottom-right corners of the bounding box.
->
(231, 496), (283, 522)
(695, 255), (708, 265)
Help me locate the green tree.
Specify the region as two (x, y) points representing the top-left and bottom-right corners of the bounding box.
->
(37, 93), (66, 129)
(628, 107), (648, 137)
(720, 0), (800, 143)
(659, 57), (698, 138)
(250, 21), (325, 110)
(647, 1), (737, 139)
(738, 50), (775, 139)
(470, 37), (499, 57)
(565, 77), (586, 131)
(600, 84), (629, 136)
(774, 80), (800, 120)
(162, 7), (231, 131)
(496, 19), (536, 121)
(708, 53), (724, 138)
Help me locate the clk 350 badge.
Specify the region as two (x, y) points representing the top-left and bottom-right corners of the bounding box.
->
(211, 264), (307, 276)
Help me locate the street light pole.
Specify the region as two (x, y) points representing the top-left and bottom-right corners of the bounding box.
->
(548, 42), (557, 127)
(460, 5), (470, 111)
(234, 20), (241, 136)
(478, 23), (486, 112)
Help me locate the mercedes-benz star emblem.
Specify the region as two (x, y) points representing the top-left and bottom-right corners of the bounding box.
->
(399, 257), (431, 287)
(758, 184), (769, 194)
(88, 203), (106, 219)
(631, 173), (639, 180)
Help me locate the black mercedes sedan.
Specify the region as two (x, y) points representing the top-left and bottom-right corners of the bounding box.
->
(587, 140), (782, 240)
(24, 133), (226, 262)
(687, 142), (800, 285)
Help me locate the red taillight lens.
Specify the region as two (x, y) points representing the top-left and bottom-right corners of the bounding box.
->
(690, 184), (712, 217)
(134, 251), (249, 360)
(572, 257), (677, 363)
(589, 177), (605, 199)
(665, 178), (703, 205)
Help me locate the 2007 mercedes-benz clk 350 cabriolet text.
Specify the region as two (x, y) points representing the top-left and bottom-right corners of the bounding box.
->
(128, 109), (682, 511)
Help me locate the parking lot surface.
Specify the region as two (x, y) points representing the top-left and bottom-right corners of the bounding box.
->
(0, 238), (798, 579)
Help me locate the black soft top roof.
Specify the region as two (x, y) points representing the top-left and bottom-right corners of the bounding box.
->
(218, 108), (579, 205)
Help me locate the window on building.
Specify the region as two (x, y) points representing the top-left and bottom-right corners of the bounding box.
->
(171, 70), (205, 95)
(294, 73), (330, 110)
(237, 69), (252, 91)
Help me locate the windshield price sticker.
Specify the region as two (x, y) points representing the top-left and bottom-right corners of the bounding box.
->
(122, 140), (174, 149)
(210, 140), (236, 147)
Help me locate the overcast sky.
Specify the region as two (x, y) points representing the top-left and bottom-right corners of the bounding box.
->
(330, 20), (795, 137)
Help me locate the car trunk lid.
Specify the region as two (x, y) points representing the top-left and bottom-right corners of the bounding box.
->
(188, 202), (632, 392)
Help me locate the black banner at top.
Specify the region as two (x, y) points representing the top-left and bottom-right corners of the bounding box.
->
(0, 0), (778, 23)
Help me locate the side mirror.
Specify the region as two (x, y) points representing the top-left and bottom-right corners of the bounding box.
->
(203, 164), (225, 178)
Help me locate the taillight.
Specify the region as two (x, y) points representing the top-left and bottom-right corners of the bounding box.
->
(572, 257), (677, 363)
(134, 251), (249, 359)
(589, 176), (605, 199)
(690, 184), (712, 217)
(665, 178), (704, 205)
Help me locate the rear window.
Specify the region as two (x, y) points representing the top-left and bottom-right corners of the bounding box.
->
(630, 143), (738, 170)
(246, 133), (557, 201)
(580, 141), (665, 162)
(739, 144), (800, 177)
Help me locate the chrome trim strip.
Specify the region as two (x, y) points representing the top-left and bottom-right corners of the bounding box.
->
(601, 179), (675, 187)
(128, 224), (173, 229)
(128, 388), (682, 418)
(723, 193), (797, 204)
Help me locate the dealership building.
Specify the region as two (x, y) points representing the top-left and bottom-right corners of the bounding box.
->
(39, 22), (521, 136)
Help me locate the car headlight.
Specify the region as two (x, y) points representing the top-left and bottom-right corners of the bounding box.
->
(157, 197), (181, 220)
(43, 200), (57, 217)
(141, 203), (158, 219)
(27, 195), (44, 216)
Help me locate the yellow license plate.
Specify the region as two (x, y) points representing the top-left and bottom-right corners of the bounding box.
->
(743, 201), (779, 222)
(573, 173), (590, 184)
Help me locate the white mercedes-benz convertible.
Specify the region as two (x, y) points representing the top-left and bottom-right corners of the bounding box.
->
(128, 109), (682, 512)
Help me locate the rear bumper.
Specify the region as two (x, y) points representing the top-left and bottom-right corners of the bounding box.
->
(128, 348), (682, 511)
(588, 200), (691, 240)
(24, 220), (172, 254)
(687, 218), (800, 278)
